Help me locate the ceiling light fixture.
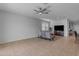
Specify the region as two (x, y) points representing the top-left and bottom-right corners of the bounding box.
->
(34, 3), (51, 15)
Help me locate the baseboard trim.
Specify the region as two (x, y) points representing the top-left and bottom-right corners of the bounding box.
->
(0, 37), (38, 44)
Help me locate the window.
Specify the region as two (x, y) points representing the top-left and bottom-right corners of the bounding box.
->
(42, 22), (49, 31)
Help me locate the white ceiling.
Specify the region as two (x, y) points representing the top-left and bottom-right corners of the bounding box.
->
(0, 3), (79, 23)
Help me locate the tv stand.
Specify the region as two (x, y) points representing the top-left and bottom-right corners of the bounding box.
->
(54, 31), (64, 36)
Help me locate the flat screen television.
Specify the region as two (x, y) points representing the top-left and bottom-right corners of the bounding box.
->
(54, 25), (64, 31)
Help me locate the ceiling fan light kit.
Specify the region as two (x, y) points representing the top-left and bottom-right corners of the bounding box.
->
(34, 3), (51, 15)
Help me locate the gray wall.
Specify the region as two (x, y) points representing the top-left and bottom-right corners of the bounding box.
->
(0, 11), (41, 43)
(0, 11), (4, 41)
(74, 24), (79, 34)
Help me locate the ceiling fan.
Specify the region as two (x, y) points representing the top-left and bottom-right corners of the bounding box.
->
(34, 3), (51, 15)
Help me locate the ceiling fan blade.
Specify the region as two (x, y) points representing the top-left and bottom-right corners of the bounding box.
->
(42, 6), (51, 11)
(42, 10), (48, 14)
(34, 10), (39, 12)
(34, 9), (42, 14)
(42, 8), (47, 11)
(36, 6), (43, 10)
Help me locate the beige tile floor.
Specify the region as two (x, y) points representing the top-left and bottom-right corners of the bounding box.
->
(0, 36), (79, 56)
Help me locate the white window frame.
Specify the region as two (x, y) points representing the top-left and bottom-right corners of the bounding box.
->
(42, 21), (49, 31)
